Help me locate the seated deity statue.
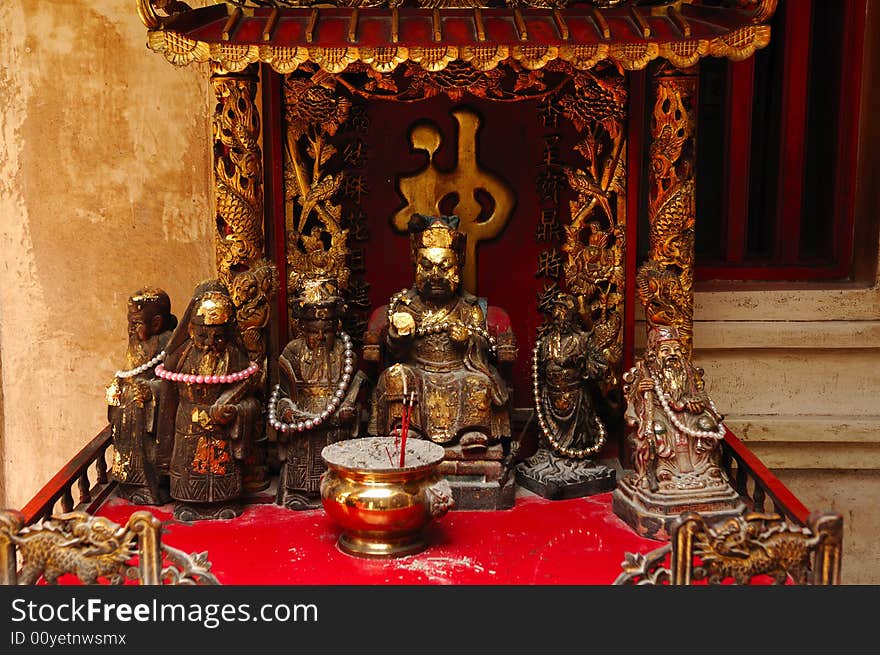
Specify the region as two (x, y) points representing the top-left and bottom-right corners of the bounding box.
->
(156, 282), (261, 521)
(622, 324), (728, 492)
(268, 278), (368, 510)
(370, 214), (512, 454)
(106, 287), (178, 505)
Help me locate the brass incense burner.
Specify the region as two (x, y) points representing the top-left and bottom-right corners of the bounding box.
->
(320, 437), (454, 558)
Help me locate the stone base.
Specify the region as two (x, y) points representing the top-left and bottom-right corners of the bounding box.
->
(173, 501), (243, 522)
(612, 476), (746, 541)
(439, 443), (516, 510)
(515, 449), (616, 500)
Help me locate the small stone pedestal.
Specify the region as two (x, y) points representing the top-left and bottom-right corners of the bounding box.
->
(439, 443), (516, 510)
(612, 476), (746, 541)
(515, 448), (616, 500)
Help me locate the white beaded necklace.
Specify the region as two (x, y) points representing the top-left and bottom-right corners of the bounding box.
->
(649, 371), (725, 440)
(267, 331), (355, 433)
(115, 350), (166, 379)
(387, 288), (498, 356)
(531, 338), (607, 459)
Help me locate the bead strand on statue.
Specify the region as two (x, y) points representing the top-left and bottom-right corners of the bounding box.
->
(267, 331), (355, 433)
(154, 361), (259, 385)
(651, 375), (726, 440)
(387, 289), (498, 355)
(115, 351), (166, 379)
(531, 338), (606, 458)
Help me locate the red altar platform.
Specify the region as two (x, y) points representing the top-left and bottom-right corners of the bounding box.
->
(94, 490), (660, 585)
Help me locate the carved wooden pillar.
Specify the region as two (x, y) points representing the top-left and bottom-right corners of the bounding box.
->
(212, 63), (265, 287)
(644, 64), (699, 353)
(211, 64), (276, 492)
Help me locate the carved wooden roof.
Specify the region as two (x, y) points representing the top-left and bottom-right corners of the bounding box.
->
(139, 1), (776, 73)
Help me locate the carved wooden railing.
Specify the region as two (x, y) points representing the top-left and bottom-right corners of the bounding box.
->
(19, 422), (811, 534)
(20, 426), (115, 526)
(720, 426), (810, 525)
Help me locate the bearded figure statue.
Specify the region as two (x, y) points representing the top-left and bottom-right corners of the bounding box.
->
(370, 214), (511, 453)
(106, 288), (177, 505)
(613, 324), (744, 540)
(268, 277), (368, 510)
(156, 281), (261, 521)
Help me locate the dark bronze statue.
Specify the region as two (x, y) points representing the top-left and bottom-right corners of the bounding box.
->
(370, 214), (511, 453)
(613, 324), (744, 540)
(156, 282), (261, 521)
(106, 288), (177, 505)
(516, 292), (616, 499)
(268, 278), (368, 510)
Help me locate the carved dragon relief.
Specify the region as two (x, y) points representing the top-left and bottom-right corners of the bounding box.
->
(0, 510), (220, 585)
(643, 71), (697, 352)
(211, 66), (279, 365)
(613, 511), (843, 585)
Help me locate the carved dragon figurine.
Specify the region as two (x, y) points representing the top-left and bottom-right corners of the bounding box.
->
(4, 512), (136, 585)
(692, 513), (820, 585)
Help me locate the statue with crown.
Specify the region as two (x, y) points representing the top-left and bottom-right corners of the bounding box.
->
(368, 214), (517, 508)
(613, 302), (745, 540)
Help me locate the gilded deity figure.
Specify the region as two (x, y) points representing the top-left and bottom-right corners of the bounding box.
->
(514, 292), (616, 500)
(371, 214), (511, 453)
(535, 293), (609, 456)
(622, 325), (728, 492)
(269, 278), (368, 510)
(157, 282), (261, 521)
(106, 288), (177, 505)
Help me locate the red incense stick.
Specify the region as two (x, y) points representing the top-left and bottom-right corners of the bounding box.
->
(399, 391), (413, 468)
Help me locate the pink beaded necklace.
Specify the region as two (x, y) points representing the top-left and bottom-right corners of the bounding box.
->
(155, 362), (259, 385)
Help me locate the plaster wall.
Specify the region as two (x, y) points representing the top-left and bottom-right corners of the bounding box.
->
(0, 0), (214, 510)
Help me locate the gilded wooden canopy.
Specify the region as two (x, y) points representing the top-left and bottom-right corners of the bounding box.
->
(138, 1), (776, 73)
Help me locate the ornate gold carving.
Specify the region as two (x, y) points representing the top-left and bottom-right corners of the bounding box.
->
(258, 45), (310, 75)
(308, 47), (361, 74)
(228, 259), (280, 364)
(608, 43), (660, 71)
(145, 18), (774, 75)
(283, 74), (353, 303)
(614, 510), (843, 586)
(556, 65), (627, 373)
(459, 45), (510, 72)
(391, 108), (516, 294)
(360, 46), (411, 73)
(209, 43), (261, 73)
(558, 44), (609, 70)
(0, 509), (220, 585)
(658, 40), (710, 69)
(645, 71), (696, 351)
(212, 68), (265, 290)
(409, 46), (459, 72)
(148, 30), (210, 67)
(137, 0), (190, 29)
(708, 25), (772, 62)
(510, 45), (560, 71)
